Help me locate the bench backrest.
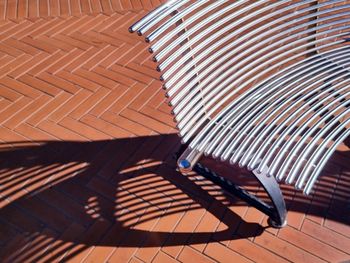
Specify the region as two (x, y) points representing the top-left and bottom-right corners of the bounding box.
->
(130, 0), (350, 194)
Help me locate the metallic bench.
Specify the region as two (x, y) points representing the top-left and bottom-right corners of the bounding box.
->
(130, 0), (350, 227)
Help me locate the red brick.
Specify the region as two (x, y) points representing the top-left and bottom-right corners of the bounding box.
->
(56, 70), (100, 92)
(68, 87), (109, 119)
(254, 231), (325, 263)
(162, 203), (207, 258)
(0, 54), (32, 77)
(37, 72), (79, 94)
(0, 85), (22, 102)
(20, 36), (58, 53)
(278, 226), (349, 262)
(37, 222), (86, 262)
(228, 237), (289, 263)
(37, 120), (86, 141)
(15, 122), (57, 141)
(80, 114), (131, 137)
(36, 34), (75, 52)
(0, 42), (24, 57)
(302, 219), (350, 254)
(101, 111), (152, 136)
(65, 47), (107, 72)
(0, 96), (32, 123)
(88, 85), (129, 116)
(47, 89), (91, 122)
(17, 196), (71, 232)
(46, 49), (84, 74)
(110, 63), (153, 85)
(58, 116), (112, 140)
(2, 95), (49, 129)
(26, 91), (71, 126)
(63, 219), (112, 262)
(153, 251), (179, 263)
(179, 247), (215, 263)
(107, 83), (144, 114)
(82, 45), (118, 70)
(204, 242), (252, 263)
(9, 52), (51, 79)
(128, 80), (162, 110)
(8, 228), (58, 263)
(18, 74), (61, 96)
(75, 68), (119, 89)
(3, 37), (40, 55)
(135, 201), (185, 262)
(27, 50), (66, 76)
(120, 108), (173, 134)
(93, 65), (136, 86)
(0, 76), (42, 98)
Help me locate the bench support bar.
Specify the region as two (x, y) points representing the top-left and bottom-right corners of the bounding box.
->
(193, 163), (287, 228)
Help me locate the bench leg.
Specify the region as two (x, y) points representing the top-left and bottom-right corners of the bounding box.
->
(192, 163), (287, 228)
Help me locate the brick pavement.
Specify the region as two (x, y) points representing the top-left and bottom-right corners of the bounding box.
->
(0, 1), (350, 262)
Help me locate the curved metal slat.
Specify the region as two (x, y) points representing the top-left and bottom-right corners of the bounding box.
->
(191, 46), (350, 151)
(209, 51), (350, 160)
(170, 8), (350, 110)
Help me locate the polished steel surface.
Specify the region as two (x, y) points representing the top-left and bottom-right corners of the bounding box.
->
(130, 0), (350, 194)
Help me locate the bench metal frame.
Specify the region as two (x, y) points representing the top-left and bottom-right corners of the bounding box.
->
(130, 0), (350, 228)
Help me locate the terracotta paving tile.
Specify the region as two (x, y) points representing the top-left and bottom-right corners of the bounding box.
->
(45, 49), (84, 74)
(134, 201), (186, 262)
(37, 72), (80, 94)
(3, 37), (40, 56)
(15, 123), (57, 141)
(93, 65), (137, 86)
(254, 231), (326, 263)
(0, 54), (32, 77)
(228, 237), (289, 263)
(18, 74), (61, 96)
(88, 85), (128, 116)
(162, 204), (207, 259)
(2, 95), (51, 129)
(37, 223), (86, 262)
(204, 242), (252, 263)
(20, 36), (58, 54)
(63, 218), (112, 262)
(0, 96), (33, 123)
(278, 226), (349, 262)
(26, 92), (71, 126)
(37, 120), (86, 141)
(0, 76), (42, 98)
(75, 68), (119, 89)
(178, 246), (215, 263)
(153, 251), (179, 263)
(0, 85), (22, 102)
(101, 111), (153, 136)
(301, 219), (350, 254)
(55, 70), (100, 92)
(128, 81), (162, 111)
(0, 5), (350, 263)
(59, 116), (112, 140)
(47, 89), (91, 122)
(120, 108), (173, 134)
(80, 114), (132, 138)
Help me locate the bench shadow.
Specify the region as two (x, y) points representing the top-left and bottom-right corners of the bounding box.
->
(0, 134), (349, 262)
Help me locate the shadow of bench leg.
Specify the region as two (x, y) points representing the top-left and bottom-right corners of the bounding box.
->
(193, 163), (287, 228)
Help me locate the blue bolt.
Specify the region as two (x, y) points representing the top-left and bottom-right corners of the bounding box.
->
(179, 159), (191, 169)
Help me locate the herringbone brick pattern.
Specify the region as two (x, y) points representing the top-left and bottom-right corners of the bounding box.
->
(0, 0), (164, 19)
(0, 2), (350, 263)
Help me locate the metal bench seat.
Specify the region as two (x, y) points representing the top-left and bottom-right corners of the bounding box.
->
(130, 0), (350, 227)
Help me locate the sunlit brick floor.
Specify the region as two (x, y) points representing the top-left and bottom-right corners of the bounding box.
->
(0, 1), (350, 262)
